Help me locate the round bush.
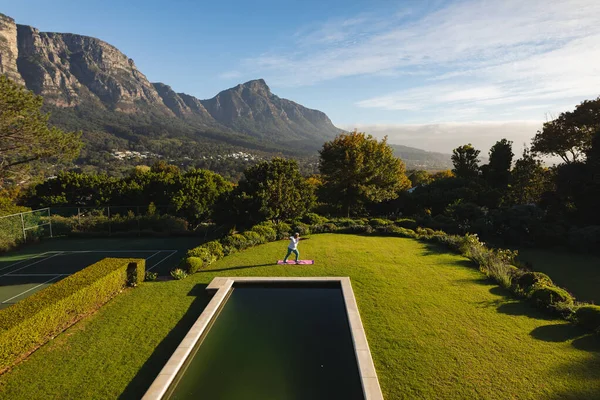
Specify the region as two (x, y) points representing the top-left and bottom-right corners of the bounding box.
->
(242, 231), (264, 246)
(303, 213), (329, 225)
(184, 257), (204, 274)
(369, 218), (392, 227)
(529, 285), (573, 309)
(575, 305), (600, 331)
(310, 223), (338, 234)
(291, 222), (311, 236)
(222, 234), (249, 251)
(394, 218), (418, 230)
(339, 224), (373, 234)
(203, 241), (224, 260)
(251, 225), (277, 242)
(333, 218), (362, 228)
(514, 271), (553, 292)
(273, 222), (291, 238)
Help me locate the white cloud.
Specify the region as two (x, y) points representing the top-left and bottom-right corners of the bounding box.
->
(339, 121), (544, 155)
(231, 0), (600, 123)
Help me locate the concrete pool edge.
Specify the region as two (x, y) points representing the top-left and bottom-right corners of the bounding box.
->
(142, 277), (384, 400)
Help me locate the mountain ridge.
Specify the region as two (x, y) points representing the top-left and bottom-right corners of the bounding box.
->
(0, 12), (452, 175)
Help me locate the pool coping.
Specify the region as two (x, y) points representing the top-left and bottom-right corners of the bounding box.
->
(142, 277), (384, 400)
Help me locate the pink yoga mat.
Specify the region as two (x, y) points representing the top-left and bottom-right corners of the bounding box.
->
(277, 260), (314, 265)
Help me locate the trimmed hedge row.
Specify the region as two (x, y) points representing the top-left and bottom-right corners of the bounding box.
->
(0, 257), (145, 373)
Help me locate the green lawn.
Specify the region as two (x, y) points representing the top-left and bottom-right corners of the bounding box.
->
(0, 234), (598, 399)
(517, 249), (600, 304)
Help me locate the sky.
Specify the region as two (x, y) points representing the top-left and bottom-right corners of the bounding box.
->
(2, 0), (600, 154)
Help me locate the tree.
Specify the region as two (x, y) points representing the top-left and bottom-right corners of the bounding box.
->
(451, 144), (480, 178)
(319, 131), (410, 216)
(171, 169), (233, 224)
(216, 158), (315, 226)
(482, 139), (513, 188)
(531, 97), (600, 163)
(430, 170), (454, 181)
(505, 148), (550, 206)
(0, 76), (81, 186)
(408, 170), (432, 187)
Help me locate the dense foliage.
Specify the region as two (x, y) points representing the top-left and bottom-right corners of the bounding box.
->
(319, 131), (410, 216)
(215, 158), (315, 227)
(26, 162), (232, 225)
(0, 76), (81, 187)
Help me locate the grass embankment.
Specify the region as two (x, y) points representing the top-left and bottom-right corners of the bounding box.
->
(0, 234), (598, 399)
(517, 249), (600, 304)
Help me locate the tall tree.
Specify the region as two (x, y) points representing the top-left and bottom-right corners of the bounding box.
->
(171, 168), (233, 224)
(216, 158), (315, 226)
(505, 148), (550, 206)
(451, 144), (481, 178)
(531, 97), (600, 163)
(319, 131), (410, 216)
(482, 139), (514, 188)
(0, 76), (81, 187)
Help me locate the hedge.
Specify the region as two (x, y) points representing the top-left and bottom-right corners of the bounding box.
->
(0, 257), (145, 373)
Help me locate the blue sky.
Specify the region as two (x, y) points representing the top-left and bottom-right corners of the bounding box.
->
(2, 0), (599, 153)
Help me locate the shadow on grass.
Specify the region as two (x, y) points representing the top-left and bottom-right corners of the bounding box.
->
(572, 334), (600, 353)
(203, 263), (276, 273)
(119, 284), (211, 399)
(530, 323), (587, 343)
(496, 301), (556, 321)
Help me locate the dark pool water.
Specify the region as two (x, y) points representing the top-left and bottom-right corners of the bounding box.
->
(166, 283), (364, 400)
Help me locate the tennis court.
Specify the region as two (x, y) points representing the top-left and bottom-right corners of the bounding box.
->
(0, 236), (206, 309)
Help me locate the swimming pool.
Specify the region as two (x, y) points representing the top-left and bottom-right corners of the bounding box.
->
(143, 277), (383, 399)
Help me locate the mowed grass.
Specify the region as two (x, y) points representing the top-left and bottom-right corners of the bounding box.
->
(517, 249), (600, 304)
(0, 234), (599, 399)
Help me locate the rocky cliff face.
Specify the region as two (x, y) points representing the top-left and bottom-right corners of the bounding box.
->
(1, 17), (171, 112)
(0, 14), (24, 85)
(201, 79), (341, 141)
(0, 13), (342, 146)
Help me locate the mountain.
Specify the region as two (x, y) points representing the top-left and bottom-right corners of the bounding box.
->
(389, 144), (453, 170)
(200, 79), (341, 142)
(0, 12), (450, 176)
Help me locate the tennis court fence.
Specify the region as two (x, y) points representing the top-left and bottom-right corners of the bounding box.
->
(0, 208), (53, 251)
(1, 205), (217, 252)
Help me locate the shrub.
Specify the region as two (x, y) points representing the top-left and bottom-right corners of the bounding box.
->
(575, 305), (600, 332)
(395, 218), (418, 230)
(145, 271), (158, 281)
(242, 231), (264, 246)
(273, 221), (291, 239)
(221, 234), (249, 251)
(513, 271), (553, 293)
(303, 213), (329, 225)
(291, 222), (311, 236)
(369, 218), (392, 227)
(338, 224), (373, 234)
(310, 223), (338, 234)
(170, 268), (188, 280)
(332, 218), (362, 227)
(251, 225), (277, 242)
(529, 285), (574, 311)
(0, 258), (144, 373)
(203, 240), (224, 260)
(184, 257), (205, 274)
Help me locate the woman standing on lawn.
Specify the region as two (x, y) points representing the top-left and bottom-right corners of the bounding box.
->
(283, 232), (302, 264)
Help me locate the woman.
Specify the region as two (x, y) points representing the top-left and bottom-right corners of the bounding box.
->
(283, 232), (302, 264)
